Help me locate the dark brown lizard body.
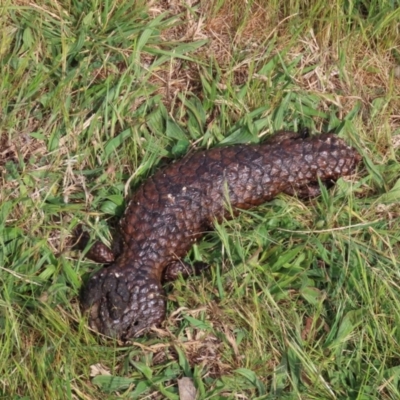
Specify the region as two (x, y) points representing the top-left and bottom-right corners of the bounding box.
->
(80, 131), (361, 340)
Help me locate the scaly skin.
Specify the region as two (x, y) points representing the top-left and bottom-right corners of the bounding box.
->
(79, 131), (361, 340)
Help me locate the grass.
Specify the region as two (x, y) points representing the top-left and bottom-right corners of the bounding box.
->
(1, 0), (400, 398)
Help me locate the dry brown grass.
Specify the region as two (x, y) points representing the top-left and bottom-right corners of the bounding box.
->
(137, 0), (400, 140)
(141, 0), (288, 103)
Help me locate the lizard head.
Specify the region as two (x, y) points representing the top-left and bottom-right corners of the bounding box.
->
(81, 265), (165, 340)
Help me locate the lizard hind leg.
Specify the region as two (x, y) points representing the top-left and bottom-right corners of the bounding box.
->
(265, 128), (310, 145)
(163, 260), (210, 282)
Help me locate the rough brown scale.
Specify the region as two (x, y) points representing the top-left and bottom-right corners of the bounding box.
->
(80, 131), (361, 340)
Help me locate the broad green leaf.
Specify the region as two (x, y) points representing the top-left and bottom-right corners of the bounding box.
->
(92, 375), (135, 392)
(104, 129), (132, 158)
(235, 368), (266, 395)
(131, 361), (153, 380)
(300, 286), (325, 306)
(376, 178), (400, 204)
(183, 315), (212, 331)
